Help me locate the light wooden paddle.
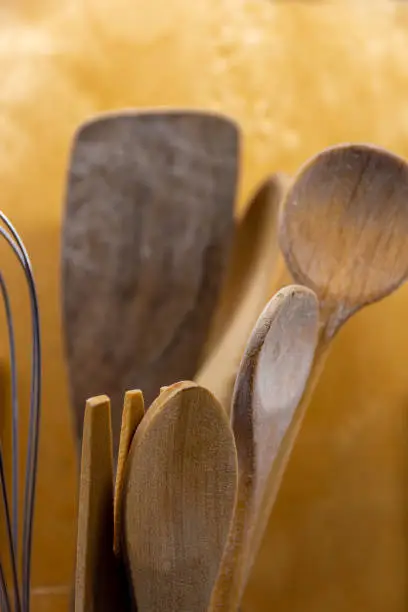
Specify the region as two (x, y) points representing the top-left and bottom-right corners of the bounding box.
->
(279, 143), (408, 401)
(210, 285), (319, 611)
(196, 173), (288, 412)
(75, 395), (130, 612)
(113, 389), (144, 556)
(121, 381), (238, 612)
(62, 110), (239, 456)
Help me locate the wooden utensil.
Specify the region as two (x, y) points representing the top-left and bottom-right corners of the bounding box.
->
(113, 389), (144, 556)
(122, 381), (238, 612)
(243, 144), (408, 612)
(196, 173), (288, 411)
(75, 395), (130, 612)
(210, 285), (319, 610)
(62, 110), (239, 456)
(279, 143), (408, 397)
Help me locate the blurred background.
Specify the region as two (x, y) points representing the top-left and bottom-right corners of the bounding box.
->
(1, 1), (408, 611)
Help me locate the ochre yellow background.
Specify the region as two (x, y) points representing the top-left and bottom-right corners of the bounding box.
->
(1, 1), (408, 610)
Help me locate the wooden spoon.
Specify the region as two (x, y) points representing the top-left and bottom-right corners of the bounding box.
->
(210, 285), (319, 611)
(279, 143), (408, 393)
(241, 145), (408, 611)
(122, 381), (238, 612)
(75, 395), (130, 612)
(196, 173), (288, 412)
(61, 110), (239, 456)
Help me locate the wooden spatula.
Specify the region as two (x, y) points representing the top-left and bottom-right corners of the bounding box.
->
(62, 110), (239, 456)
(75, 395), (130, 612)
(210, 285), (319, 610)
(113, 389), (144, 556)
(196, 173), (288, 411)
(121, 381), (238, 612)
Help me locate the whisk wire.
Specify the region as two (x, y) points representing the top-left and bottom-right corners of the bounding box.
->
(0, 273), (19, 549)
(0, 243), (23, 611)
(0, 436), (20, 611)
(0, 213), (42, 612)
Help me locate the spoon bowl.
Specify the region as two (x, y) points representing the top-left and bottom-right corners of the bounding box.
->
(122, 381), (238, 612)
(280, 143), (408, 338)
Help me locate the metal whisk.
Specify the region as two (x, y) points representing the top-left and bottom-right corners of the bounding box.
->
(0, 211), (41, 612)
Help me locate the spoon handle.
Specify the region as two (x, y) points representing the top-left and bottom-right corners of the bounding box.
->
(246, 266), (333, 580)
(246, 331), (330, 576)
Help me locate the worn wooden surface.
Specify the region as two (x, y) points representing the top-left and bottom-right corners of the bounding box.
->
(122, 382), (237, 611)
(75, 395), (129, 612)
(211, 286), (319, 610)
(113, 389), (144, 556)
(62, 111), (238, 455)
(243, 258), (408, 612)
(197, 174), (286, 411)
(280, 144), (408, 340)
(2, 3), (408, 611)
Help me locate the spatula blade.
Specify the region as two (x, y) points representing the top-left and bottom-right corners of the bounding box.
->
(62, 110), (239, 453)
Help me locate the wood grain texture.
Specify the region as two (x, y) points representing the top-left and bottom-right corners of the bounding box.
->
(122, 381), (238, 612)
(113, 389), (144, 556)
(274, 146), (408, 531)
(62, 110), (239, 455)
(75, 395), (129, 612)
(196, 174), (287, 412)
(279, 143), (408, 340)
(243, 144), (408, 612)
(244, 264), (408, 612)
(210, 286), (319, 610)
